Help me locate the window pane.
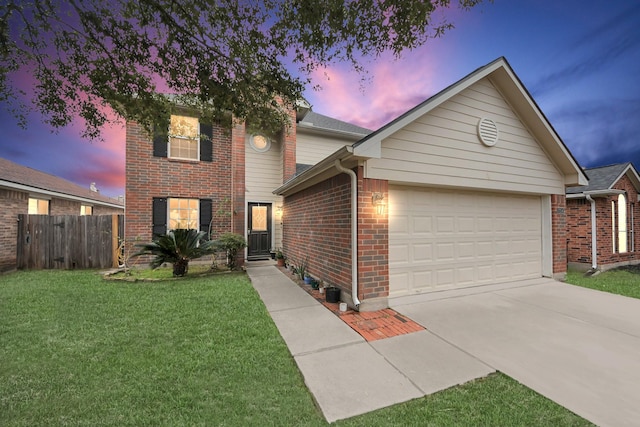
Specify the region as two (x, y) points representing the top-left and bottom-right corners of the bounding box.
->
(29, 198), (48, 214)
(170, 115), (199, 139)
(169, 115), (199, 160)
(252, 206), (268, 231)
(168, 198), (199, 230)
(618, 194), (628, 253)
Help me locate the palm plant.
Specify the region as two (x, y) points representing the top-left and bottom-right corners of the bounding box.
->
(134, 229), (217, 277)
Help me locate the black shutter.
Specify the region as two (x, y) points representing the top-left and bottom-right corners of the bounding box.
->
(153, 125), (168, 158)
(199, 199), (213, 236)
(200, 123), (213, 162)
(152, 197), (167, 235)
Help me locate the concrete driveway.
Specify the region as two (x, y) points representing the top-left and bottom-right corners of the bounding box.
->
(390, 278), (640, 427)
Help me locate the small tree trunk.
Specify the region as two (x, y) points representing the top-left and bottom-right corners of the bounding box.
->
(173, 259), (189, 277)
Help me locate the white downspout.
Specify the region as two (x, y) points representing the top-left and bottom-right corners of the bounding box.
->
(334, 160), (361, 308)
(586, 195), (598, 270)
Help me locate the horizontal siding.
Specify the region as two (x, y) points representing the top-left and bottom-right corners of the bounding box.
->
(246, 137), (282, 202)
(296, 132), (353, 165)
(366, 78), (564, 194)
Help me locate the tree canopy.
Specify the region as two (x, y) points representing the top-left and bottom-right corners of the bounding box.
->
(1, 0), (487, 139)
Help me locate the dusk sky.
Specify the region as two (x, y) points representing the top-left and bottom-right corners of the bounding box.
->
(1, 0), (639, 198)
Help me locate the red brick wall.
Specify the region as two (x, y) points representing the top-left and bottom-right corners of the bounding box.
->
(125, 121), (233, 254)
(282, 167), (390, 309)
(566, 198), (591, 264)
(566, 175), (640, 268)
(551, 194), (567, 276)
(0, 189), (27, 272)
(282, 109), (297, 182)
(357, 168), (389, 301)
(283, 173), (353, 291)
(231, 122), (245, 239)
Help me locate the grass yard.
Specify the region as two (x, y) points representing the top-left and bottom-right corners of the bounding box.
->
(566, 266), (640, 299)
(1, 270), (591, 426)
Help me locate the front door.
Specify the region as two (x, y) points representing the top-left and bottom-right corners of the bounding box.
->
(248, 203), (272, 260)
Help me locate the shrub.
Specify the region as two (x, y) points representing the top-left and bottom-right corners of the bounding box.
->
(134, 229), (217, 277)
(214, 232), (247, 270)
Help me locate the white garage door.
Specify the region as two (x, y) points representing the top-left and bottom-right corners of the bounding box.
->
(389, 186), (542, 296)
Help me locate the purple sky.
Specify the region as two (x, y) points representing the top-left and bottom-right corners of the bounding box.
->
(1, 0), (639, 198)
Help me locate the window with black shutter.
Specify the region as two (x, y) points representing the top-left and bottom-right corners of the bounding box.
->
(152, 197), (167, 235)
(153, 126), (168, 158)
(199, 199), (213, 236)
(200, 123), (213, 162)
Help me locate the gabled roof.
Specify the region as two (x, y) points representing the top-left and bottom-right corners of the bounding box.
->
(297, 111), (372, 137)
(0, 157), (124, 208)
(352, 56), (587, 187)
(567, 162), (640, 195)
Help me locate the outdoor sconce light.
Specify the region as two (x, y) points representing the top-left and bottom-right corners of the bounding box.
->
(276, 205), (283, 216)
(372, 192), (386, 215)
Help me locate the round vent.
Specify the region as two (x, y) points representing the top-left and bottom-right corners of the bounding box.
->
(477, 118), (499, 147)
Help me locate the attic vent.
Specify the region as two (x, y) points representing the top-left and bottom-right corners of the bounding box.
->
(477, 118), (499, 147)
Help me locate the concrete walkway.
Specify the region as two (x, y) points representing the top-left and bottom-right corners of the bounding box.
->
(248, 264), (640, 425)
(246, 264), (494, 423)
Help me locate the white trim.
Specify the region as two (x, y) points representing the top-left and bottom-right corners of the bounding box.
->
(541, 195), (553, 277)
(0, 180), (123, 209)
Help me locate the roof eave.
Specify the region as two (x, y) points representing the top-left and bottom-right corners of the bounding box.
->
(566, 189), (625, 199)
(274, 146), (367, 197)
(0, 180), (125, 209)
(296, 122), (369, 141)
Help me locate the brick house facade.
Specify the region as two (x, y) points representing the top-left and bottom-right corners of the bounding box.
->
(566, 163), (640, 271)
(124, 104), (366, 266)
(0, 157), (124, 272)
(276, 58), (586, 311)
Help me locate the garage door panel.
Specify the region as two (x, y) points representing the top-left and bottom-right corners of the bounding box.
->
(389, 187), (542, 296)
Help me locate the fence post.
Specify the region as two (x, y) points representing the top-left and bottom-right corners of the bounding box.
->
(112, 214), (119, 268)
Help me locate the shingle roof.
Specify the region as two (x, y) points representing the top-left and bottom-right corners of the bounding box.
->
(298, 111), (372, 135)
(566, 163), (632, 194)
(0, 157), (124, 207)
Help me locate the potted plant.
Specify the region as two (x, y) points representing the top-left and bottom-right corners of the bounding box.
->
(325, 286), (340, 303)
(275, 249), (285, 266)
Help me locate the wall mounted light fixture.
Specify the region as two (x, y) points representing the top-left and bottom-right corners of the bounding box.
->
(372, 192), (386, 215)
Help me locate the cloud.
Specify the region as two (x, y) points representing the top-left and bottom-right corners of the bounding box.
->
(306, 50), (444, 130)
(549, 98), (640, 168)
(531, 3), (640, 97)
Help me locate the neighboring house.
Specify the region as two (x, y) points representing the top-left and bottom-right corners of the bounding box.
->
(275, 57), (587, 311)
(124, 102), (371, 261)
(125, 56), (588, 311)
(566, 162), (640, 271)
(0, 157), (125, 272)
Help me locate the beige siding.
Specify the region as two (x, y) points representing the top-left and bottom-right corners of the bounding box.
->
(245, 137), (283, 249)
(296, 132), (353, 165)
(365, 78), (565, 194)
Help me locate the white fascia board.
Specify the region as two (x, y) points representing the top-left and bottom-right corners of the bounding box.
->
(567, 189), (625, 199)
(0, 180), (124, 209)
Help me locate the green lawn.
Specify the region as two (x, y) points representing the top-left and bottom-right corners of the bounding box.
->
(566, 266), (640, 299)
(1, 270), (591, 426)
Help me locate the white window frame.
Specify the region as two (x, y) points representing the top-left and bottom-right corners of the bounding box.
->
(168, 115), (200, 161)
(28, 197), (50, 215)
(168, 198), (199, 230)
(80, 205), (93, 216)
(618, 194), (628, 253)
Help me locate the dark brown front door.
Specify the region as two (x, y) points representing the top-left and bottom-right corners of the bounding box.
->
(248, 203), (272, 259)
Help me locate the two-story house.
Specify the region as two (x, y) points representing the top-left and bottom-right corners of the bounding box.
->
(126, 57), (587, 311)
(124, 103), (371, 262)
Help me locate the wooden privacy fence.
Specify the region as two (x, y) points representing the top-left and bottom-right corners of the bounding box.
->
(16, 214), (124, 270)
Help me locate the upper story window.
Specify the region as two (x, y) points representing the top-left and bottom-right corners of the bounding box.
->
(168, 198), (199, 230)
(169, 115), (200, 160)
(80, 205), (93, 216)
(28, 198), (49, 215)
